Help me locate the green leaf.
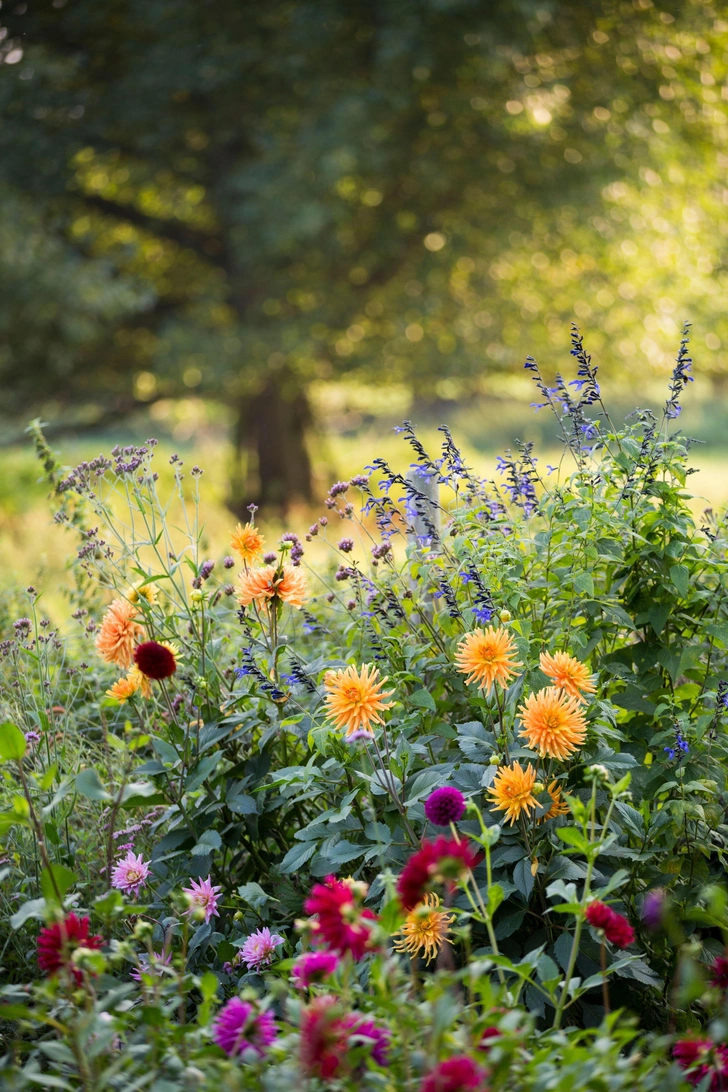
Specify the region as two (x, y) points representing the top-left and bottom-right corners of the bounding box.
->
(409, 689), (436, 711)
(40, 864), (76, 904)
(185, 753), (222, 792)
(670, 563), (690, 598)
(237, 882), (272, 911)
(76, 768), (112, 802)
(0, 722), (26, 761)
(0, 810), (30, 835)
(513, 858), (535, 901)
(198, 970), (219, 1002)
(573, 572), (594, 596)
(557, 828), (590, 851)
(10, 897), (47, 929)
(279, 840), (316, 874)
(191, 829), (222, 854)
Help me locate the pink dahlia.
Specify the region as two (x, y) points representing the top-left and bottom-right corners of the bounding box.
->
(111, 850), (151, 897)
(182, 875), (221, 923)
(212, 997), (278, 1058)
(425, 787), (467, 827)
(673, 1039), (728, 1090)
(420, 1056), (489, 1092)
(292, 950), (340, 988)
(299, 996), (388, 1079)
(240, 927), (284, 970)
(37, 914), (103, 986)
(131, 950), (172, 982)
(304, 876), (378, 960)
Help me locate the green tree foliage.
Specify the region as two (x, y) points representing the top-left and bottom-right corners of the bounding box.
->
(0, 0), (726, 504)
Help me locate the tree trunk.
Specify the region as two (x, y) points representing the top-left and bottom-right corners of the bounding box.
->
(230, 369), (313, 514)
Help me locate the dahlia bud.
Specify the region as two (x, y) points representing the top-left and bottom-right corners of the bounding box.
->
(499, 609), (512, 623)
(584, 763), (610, 784)
(233, 910), (243, 922)
(489, 754), (501, 765)
(190, 590), (205, 608)
(532, 782), (545, 795)
(133, 919), (155, 942)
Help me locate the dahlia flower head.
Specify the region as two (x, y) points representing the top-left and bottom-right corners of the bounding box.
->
(212, 997), (278, 1058)
(420, 1055), (489, 1092)
(584, 900), (635, 948)
(37, 914), (104, 986)
(304, 876), (378, 960)
(131, 950), (172, 982)
(397, 836), (479, 911)
(292, 950), (340, 988)
(182, 875), (221, 924)
(425, 786), (466, 827)
(673, 1039), (728, 1091)
(133, 639), (177, 680)
(299, 995), (389, 1080)
(111, 849), (151, 897)
(240, 926), (284, 970)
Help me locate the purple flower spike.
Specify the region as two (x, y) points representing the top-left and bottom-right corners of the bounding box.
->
(424, 786), (467, 827)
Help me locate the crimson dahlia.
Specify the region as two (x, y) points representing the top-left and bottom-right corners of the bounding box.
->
(397, 836), (479, 911)
(420, 1056), (488, 1092)
(585, 900), (635, 949)
(37, 914), (103, 985)
(304, 876), (377, 960)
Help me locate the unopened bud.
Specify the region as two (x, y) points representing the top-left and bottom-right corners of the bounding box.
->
(489, 754), (501, 765)
(133, 919), (155, 942)
(533, 782), (545, 795)
(499, 609), (512, 623)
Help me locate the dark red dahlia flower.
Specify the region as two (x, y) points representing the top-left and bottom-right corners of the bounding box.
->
(425, 787), (467, 827)
(133, 640), (177, 680)
(304, 876), (377, 960)
(711, 954), (728, 992)
(37, 914), (103, 985)
(673, 1039), (728, 1090)
(397, 836), (480, 911)
(420, 1056), (488, 1092)
(585, 900), (634, 949)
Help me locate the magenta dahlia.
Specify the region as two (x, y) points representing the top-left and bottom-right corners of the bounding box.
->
(212, 997), (278, 1057)
(425, 787), (467, 827)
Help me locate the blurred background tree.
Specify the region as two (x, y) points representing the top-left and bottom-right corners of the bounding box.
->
(0, 0), (726, 508)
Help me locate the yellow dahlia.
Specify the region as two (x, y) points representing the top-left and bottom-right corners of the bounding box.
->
(106, 667), (151, 702)
(95, 598), (143, 668)
(237, 564), (307, 609)
(127, 580), (158, 606)
(455, 627), (523, 694)
(538, 780), (570, 823)
(231, 522), (265, 564)
(488, 761), (539, 825)
(392, 893), (454, 964)
(518, 686), (587, 761)
(539, 651), (596, 701)
(323, 663), (394, 739)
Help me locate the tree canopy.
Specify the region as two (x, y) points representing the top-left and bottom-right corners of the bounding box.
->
(0, 0), (726, 504)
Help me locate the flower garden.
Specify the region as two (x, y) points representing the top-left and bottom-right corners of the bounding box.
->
(2, 328), (728, 1090)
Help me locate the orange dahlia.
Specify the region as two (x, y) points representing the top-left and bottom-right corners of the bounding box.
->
(391, 893), (454, 964)
(323, 663), (394, 739)
(537, 780), (570, 823)
(539, 651), (596, 701)
(237, 564), (307, 609)
(231, 522), (265, 564)
(488, 762), (539, 825)
(455, 627), (522, 694)
(95, 598), (143, 668)
(518, 686), (587, 761)
(106, 668), (151, 703)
